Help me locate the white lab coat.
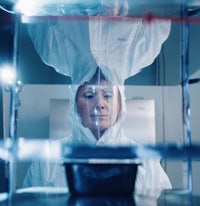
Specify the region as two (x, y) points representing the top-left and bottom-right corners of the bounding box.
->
(24, 17), (172, 196)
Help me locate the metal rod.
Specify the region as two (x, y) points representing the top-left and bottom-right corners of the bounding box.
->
(181, 5), (192, 194)
(7, 15), (20, 197)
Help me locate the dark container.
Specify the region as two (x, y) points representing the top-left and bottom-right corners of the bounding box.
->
(64, 163), (138, 195)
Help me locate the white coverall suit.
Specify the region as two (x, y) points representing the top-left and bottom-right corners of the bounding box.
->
(23, 16), (172, 196)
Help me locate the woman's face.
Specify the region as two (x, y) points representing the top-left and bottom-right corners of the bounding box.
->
(76, 80), (122, 139)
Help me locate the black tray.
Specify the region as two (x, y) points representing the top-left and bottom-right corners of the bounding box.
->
(64, 163), (139, 195)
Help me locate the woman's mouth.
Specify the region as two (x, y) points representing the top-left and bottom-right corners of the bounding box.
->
(90, 114), (109, 120)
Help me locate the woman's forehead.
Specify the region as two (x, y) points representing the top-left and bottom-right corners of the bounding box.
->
(87, 79), (111, 85)
(76, 82), (119, 96)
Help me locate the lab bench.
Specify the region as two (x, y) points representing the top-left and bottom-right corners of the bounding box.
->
(1, 188), (200, 206)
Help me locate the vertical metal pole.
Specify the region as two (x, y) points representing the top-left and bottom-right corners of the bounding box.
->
(8, 83), (16, 196)
(7, 15), (20, 196)
(181, 6), (192, 194)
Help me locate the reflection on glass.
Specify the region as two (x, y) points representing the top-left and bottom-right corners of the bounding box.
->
(3, 3), (200, 198)
(4, 14), (174, 196)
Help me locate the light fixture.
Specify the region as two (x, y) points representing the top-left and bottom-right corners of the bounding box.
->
(0, 66), (16, 84)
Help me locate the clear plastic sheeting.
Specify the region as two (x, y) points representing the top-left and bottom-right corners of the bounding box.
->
(17, 138), (62, 161)
(1, 139), (200, 163)
(0, 139), (62, 162)
(1, 0), (200, 199)
(0, 0), (199, 17)
(15, 0), (129, 17)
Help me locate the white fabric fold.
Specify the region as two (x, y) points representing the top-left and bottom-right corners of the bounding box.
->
(27, 17), (171, 84)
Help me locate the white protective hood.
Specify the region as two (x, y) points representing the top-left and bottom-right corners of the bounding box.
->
(68, 67), (128, 146)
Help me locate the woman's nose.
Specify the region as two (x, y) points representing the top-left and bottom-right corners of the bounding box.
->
(95, 93), (105, 110)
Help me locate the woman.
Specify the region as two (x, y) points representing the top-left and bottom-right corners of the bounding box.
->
(23, 67), (172, 196)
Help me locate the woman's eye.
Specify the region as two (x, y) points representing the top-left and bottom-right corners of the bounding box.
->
(104, 93), (113, 99)
(84, 92), (95, 99)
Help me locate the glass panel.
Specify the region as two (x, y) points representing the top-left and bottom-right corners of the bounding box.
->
(1, 0), (200, 201)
